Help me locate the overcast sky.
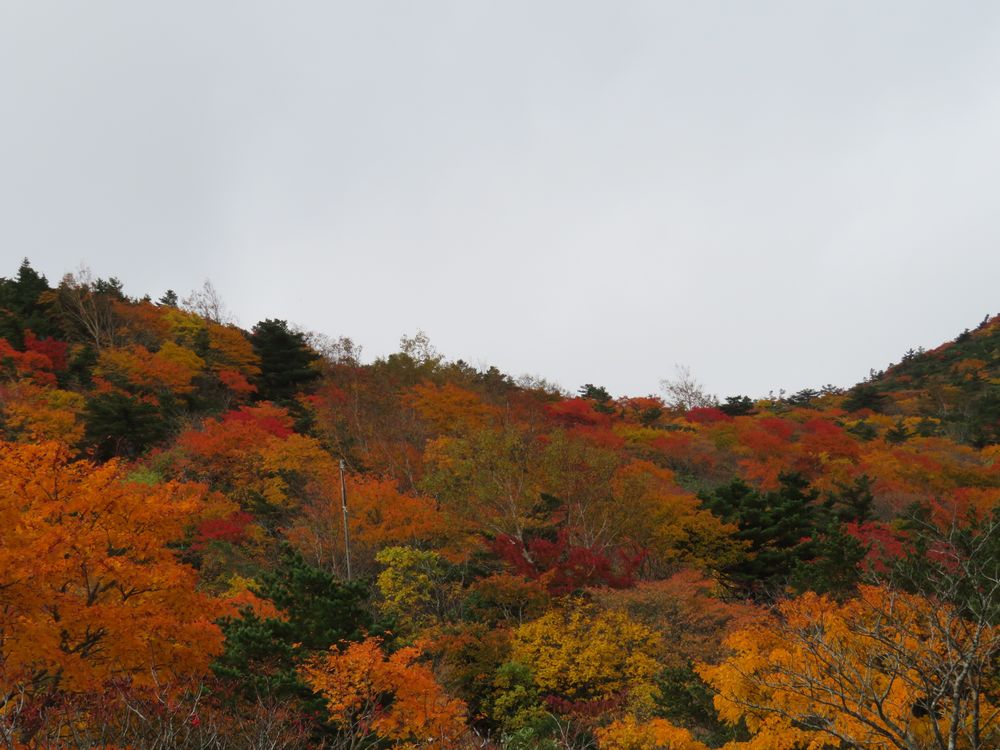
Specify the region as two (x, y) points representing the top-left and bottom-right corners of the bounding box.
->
(2, 2), (998, 399)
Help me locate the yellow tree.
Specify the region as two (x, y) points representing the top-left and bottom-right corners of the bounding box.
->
(700, 585), (1000, 750)
(604, 459), (745, 574)
(374, 546), (455, 641)
(95, 341), (205, 398)
(511, 601), (663, 716)
(590, 570), (759, 671)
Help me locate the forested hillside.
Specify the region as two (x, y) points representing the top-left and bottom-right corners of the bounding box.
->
(1, 259), (997, 750)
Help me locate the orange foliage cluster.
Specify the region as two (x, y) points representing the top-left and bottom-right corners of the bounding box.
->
(301, 636), (468, 748)
(701, 585), (1000, 750)
(0, 442), (223, 696)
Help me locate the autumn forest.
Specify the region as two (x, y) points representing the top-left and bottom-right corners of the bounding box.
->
(0, 259), (997, 750)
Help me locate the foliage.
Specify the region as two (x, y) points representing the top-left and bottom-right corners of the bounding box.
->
(492, 529), (645, 595)
(427, 622), (514, 730)
(464, 573), (551, 627)
(486, 661), (548, 735)
(701, 473), (823, 596)
(375, 545), (453, 639)
(167, 403), (331, 524)
(84, 391), (173, 459)
(300, 636), (468, 748)
(249, 319), (320, 402)
(2, 260), (998, 747)
(596, 716), (709, 750)
(213, 547), (374, 705)
(0, 442), (222, 704)
(700, 585), (1000, 750)
(422, 425), (542, 540)
(589, 571), (758, 670)
(1, 381), (85, 444)
(856, 315), (1000, 446)
(0, 259), (56, 345)
(284, 473), (452, 578)
(787, 519), (867, 597)
(511, 601), (663, 716)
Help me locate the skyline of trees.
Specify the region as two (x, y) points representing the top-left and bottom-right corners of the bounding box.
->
(0, 259), (997, 749)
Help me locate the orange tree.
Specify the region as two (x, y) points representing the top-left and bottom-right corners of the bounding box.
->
(300, 636), (467, 749)
(0, 442), (223, 733)
(700, 584), (1000, 750)
(596, 715), (709, 750)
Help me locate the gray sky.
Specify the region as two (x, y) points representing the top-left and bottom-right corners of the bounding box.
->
(2, 2), (998, 399)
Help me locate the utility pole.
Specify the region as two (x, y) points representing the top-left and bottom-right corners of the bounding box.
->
(339, 459), (352, 581)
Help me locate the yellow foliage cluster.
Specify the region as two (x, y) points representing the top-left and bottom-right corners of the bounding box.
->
(375, 545), (453, 640)
(700, 585), (1000, 750)
(512, 601), (663, 712)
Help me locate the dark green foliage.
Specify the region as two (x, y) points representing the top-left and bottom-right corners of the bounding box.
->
(640, 408), (663, 426)
(213, 547), (376, 704)
(824, 474), (875, 524)
(213, 608), (305, 700)
(786, 388), (819, 408)
(65, 344), (98, 389)
(915, 417), (941, 437)
(702, 473), (821, 597)
(0, 259), (56, 346)
(884, 419), (911, 445)
(249, 319), (320, 402)
(157, 289), (178, 307)
(719, 395), (755, 417)
(843, 384), (887, 413)
(84, 392), (172, 459)
(579, 383), (615, 414)
(789, 521), (867, 598)
(92, 276), (126, 299)
(846, 419), (878, 441)
(257, 548), (374, 650)
(655, 664), (748, 746)
(965, 386), (1000, 447)
(890, 505), (1000, 625)
(191, 325), (212, 359)
(475, 365), (516, 397)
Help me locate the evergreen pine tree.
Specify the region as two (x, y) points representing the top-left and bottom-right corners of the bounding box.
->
(213, 547), (378, 705)
(702, 473), (821, 598)
(0, 258), (56, 345)
(249, 319), (321, 402)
